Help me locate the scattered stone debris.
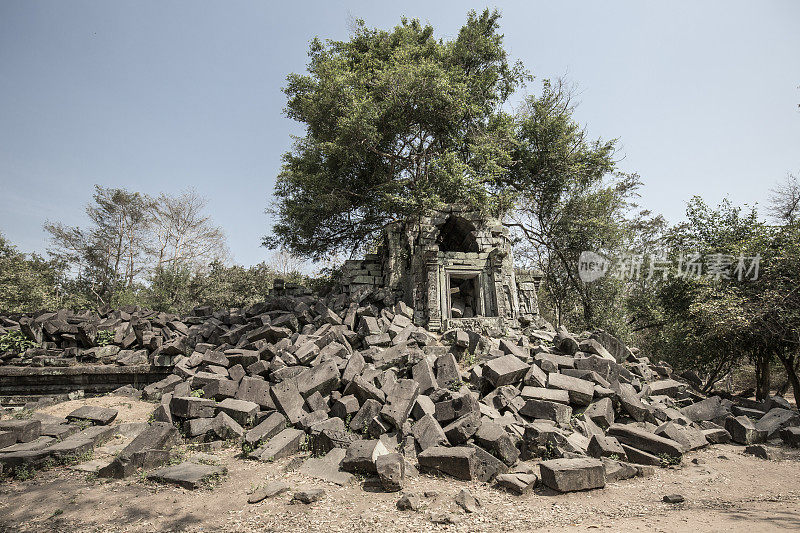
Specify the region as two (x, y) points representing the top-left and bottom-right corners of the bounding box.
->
(1, 285), (799, 505)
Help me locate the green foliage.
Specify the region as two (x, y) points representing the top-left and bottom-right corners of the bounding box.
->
(0, 232), (66, 312)
(190, 389), (204, 398)
(267, 9), (529, 259)
(12, 464), (35, 481)
(658, 453), (681, 467)
(95, 329), (114, 347)
(447, 378), (463, 392)
(0, 330), (37, 355)
(506, 78), (638, 331)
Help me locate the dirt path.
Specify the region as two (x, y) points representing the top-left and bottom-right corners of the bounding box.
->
(1, 429), (798, 533)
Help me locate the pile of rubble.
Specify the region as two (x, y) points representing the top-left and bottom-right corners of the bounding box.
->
(0, 307), (201, 367)
(135, 292), (800, 493)
(2, 290), (799, 495)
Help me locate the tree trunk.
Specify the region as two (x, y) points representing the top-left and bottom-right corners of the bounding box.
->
(754, 349), (771, 402)
(777, 351), (800, 408)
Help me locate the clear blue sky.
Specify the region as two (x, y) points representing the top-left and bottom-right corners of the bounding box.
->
(1, 1), (798, 266)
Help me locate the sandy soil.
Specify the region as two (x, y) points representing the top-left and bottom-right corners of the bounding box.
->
(1, 399), (798, 533)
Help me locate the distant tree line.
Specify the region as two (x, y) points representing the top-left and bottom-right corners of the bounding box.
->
(1, 186), (308, 314)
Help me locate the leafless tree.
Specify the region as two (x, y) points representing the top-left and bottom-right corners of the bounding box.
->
(769, 172), (800, 225)
(150, 189), (229, 275)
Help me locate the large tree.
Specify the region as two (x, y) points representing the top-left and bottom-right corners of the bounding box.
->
(266, 9), (527, 259)
(504, 79), (636, 329)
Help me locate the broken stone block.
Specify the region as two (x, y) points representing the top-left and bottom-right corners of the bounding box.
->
(251, 428), (306, 462)
(583, 398), (615, 428)
(524, 363), (548, 388)
(248, 481), (290, 503)
(331, 395), (359, 421)
(269, 379), (306, 425)
(412, 359), (437, 395)
(297, 360), (340, 398)
(607, 424), (684, 459)
(417, 446), (478, 481)
(588, 434), (627, 460)
(680, 396), (729, 422)
(519, 399), (572, 425)
(170, 396), (216, 419)
(744, 444), (774, 460)
(616, 383), (651, 422)
(211, 412), (244, 440)
(375, 452), (405, 491)
(245, 412), (287, 448)
(99, 422), (178, 478)
(648, 379), (684, 397)
(0, 420), (41, 443)
(147, 462), (227, 490)
(235, 377), (273, 409)
(483, 355), (529, 388)
(344, 374), (386, 404)
(473, 420), (519, 466)
(655, 422), (707, 451)
(495, 472), (538, 494)
(703, 427), (731, 444)
(292, 488), (325, 504)
(66, 406), (118, 426)
(340, 439), (390, 474)
(313, 429), (358, 456)
(443, 412), (481, 445)
(202, 378), (238, 401)
(396, 493), (426, 511)
(601, 458), (639, 482)
(725, 415), (767, 445)
(298, 448), (354, 486)
(411, 395), (436, 420)
(434, 392), (479, 424)
(539, 457), (606, 492)
(216, 398), (259, 427)
(754, 408), (800, 440)
(434, 353), (461, 389)
(619, 443), (662, 466)
(0, 431), (15, 450)
(380, 379), (420, 429)
(547, 373), (594, 406)
(412, 414), (448, 451)
(454, 488), (480, 513)
(521, 386), (569, 404)
(350, 398), (382, 433)
(779, 427), (800, 448)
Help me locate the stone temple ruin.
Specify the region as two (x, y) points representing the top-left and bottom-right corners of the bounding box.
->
(1, 204), (799, 512)
(341, 206), (540, 333)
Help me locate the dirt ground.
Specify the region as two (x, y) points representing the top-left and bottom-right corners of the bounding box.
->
(1, 398), (799, 533)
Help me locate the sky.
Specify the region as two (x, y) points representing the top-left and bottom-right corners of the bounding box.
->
(1, 1), (798, 267)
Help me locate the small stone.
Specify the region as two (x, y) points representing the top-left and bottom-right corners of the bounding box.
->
(454, 488), (480, 513)
(396, 492), (425, 511)
(663, 494), (685, 504)
(248, 481), (290, 503)
(744, 444), (774, 460)
(292, 488), (325, 504)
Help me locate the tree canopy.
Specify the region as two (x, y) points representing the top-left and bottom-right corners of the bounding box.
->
(266, 9), (528, 258)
